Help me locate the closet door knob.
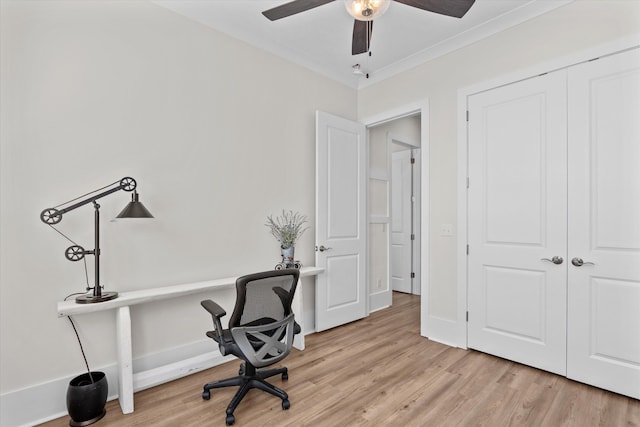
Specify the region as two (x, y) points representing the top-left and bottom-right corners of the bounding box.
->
(571, 257), (595, 267)
(541, 256), (563, 265)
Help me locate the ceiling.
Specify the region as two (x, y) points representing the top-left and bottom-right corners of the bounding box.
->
(153, 0), (573, 89)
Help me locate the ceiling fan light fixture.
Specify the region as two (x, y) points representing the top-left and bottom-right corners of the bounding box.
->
(344, 0), (390, 21)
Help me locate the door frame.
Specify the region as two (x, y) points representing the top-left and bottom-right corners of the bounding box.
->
(456, 35), (640, 349)
(361, 99), (430, 337)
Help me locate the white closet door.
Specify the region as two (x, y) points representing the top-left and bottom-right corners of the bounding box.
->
(567, 48), (640, 399)
(467, 71), (568, 375)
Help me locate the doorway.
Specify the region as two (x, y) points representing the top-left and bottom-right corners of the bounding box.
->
(367, 113), (422, 312)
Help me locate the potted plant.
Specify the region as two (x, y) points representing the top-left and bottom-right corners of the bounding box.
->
(265, 210), (308, 268)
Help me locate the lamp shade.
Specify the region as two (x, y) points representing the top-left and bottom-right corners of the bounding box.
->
(116, 192), (154, 218)
(344, 0), (390, 21)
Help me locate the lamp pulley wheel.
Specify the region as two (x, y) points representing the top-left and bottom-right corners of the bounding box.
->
(41, 208), (62, 225)
(65, 245), (86, 261)
(120, 177), (137, 192)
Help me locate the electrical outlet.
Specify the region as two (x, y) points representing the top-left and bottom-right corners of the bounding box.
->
(440, 224), (454, 236)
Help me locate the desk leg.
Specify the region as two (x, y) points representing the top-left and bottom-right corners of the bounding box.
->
(116, 306), (134, 414)
(292, 277), (305, 350)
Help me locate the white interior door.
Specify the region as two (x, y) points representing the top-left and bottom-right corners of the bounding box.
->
(566, 49), (640, 399)
(467, 71), (568, 375)
(391, 149), (413, 293)
(315, 111), (367, 332)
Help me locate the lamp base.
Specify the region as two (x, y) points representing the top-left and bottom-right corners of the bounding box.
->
(75, 292), (118, 304)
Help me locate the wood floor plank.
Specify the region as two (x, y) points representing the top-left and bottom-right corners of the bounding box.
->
(38, 292), (640, 427)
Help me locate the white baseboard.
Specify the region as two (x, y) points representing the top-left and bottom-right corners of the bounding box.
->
(0, 340), (229, 427)
(369, 290), (391, 313)
(133, 348), (231, 392)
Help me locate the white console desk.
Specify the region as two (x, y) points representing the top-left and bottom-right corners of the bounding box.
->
(57, 266), (323, 414)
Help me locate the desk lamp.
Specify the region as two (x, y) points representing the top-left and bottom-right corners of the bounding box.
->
(40, 177), (153, 304)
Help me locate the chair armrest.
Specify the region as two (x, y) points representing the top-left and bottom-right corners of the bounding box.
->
(201, 299), (226, 318)
(201, 299), (227, 349)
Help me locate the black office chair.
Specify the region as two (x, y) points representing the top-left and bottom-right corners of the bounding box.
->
(200, 269), (301, 426)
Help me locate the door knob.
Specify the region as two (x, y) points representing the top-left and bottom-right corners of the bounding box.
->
(571, 257), (595, 267)
(541, 256), (563, 265)
(316, 245), (332, 252)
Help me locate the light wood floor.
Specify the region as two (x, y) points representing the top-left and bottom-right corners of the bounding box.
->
(41, 292), (640, 427)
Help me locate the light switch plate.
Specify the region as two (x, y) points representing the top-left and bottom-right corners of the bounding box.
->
(440, 224), (454, 236)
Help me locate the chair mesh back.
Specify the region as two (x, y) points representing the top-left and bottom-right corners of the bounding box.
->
(229, 270), (299, 328)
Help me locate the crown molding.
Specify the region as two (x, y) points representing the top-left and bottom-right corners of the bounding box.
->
(357, 0), (574, 89)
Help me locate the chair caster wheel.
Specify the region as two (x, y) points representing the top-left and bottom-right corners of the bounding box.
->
(282, 399), (290, 410)
(202, 390), (210, 400)
(282, 372), (288, 380)
(226, 414), (235, 425)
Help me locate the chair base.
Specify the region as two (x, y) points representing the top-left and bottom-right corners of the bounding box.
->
(202, 363), (290, 426)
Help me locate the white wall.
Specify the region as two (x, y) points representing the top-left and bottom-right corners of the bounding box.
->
(0, 0), (356, 416)
(358, 0), (640, 327)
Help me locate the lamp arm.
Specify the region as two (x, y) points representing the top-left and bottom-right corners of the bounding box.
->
(40, 177), (136, 224)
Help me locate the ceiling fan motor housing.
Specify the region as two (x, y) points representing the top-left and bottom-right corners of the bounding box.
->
(344, 0), (391, 21)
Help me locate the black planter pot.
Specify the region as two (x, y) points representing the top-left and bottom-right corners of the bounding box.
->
(66, 371), (108, 427)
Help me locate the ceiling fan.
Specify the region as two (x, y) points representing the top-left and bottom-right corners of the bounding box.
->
(262, 0), (476, 55)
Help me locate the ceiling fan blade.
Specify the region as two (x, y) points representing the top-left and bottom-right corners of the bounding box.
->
(393, 0), (475, 18)
(352, 20), (373, 55)
(262, 0), (335, 21)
